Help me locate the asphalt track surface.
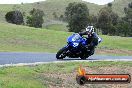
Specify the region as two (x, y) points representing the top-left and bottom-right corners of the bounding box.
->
(0, 52), (132, 65)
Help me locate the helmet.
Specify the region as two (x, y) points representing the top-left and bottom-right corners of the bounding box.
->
(85, 26), (94, 33)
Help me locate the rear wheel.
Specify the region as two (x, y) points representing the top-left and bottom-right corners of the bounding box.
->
(56, 47), (67, 59)
(80, 56), (87, 60)
(80, 54), (88, 60)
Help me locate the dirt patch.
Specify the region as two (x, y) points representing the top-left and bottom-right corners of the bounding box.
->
(40, 66), (132, 88)
(96, 49), (132, 55)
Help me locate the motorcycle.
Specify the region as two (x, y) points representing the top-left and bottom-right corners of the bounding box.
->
(56, 33), (93, 60)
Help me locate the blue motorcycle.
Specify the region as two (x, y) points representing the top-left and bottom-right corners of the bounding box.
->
(56, 33), (91, 60)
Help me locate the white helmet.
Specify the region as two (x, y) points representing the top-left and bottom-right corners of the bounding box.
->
(86, 26), (94, 33)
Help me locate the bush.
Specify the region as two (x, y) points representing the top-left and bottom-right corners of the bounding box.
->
(26, 8), (44, 28)
(5, 11), (24, 25)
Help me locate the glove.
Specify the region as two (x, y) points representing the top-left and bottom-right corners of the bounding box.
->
(98, 37), (102, 43)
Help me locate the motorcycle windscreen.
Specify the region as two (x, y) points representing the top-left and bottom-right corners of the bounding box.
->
(67, 33), (81, 43)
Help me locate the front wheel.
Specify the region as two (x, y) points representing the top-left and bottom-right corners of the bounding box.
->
(56, 47), (68, 59)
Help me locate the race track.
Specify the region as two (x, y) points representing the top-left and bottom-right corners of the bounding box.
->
(0, 52), (132, 66)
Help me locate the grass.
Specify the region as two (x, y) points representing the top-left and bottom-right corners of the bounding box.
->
(0, 66), (45, 88)
(0, 22), (131, 54)
(112, 0), (132, 17)
(45, 24), (68, 31)
(98, 35), (132, 50)
(0, 22), (71, 52)
(0, 61), (132, 88)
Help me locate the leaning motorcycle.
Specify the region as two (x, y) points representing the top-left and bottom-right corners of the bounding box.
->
(56, 33), (96, 60)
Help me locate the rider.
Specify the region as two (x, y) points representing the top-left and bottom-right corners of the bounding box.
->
(79, 26), (102, 55)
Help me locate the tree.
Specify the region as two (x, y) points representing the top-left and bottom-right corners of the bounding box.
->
(21, 2), (24, 5)
(107, 3), (112, 8)
(116, 20), (131, 37)
(97, 6), (118, 35)
(26, 8), (44, 28)
(88, 15), (97, 26)
(65, 2), (89, 32)
(5, 11), (24, 25)
(121, 2), (132, 36)
(52, 12), (58, 19)
(124, 2), (132, 25)
(128, 2), (132, 8)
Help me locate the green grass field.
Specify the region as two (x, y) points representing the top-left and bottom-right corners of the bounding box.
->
(0, 22), (132, 54)
(98, 35), (132, 50)
(0, 22), (70, 52)
(0, 61), (132, 88)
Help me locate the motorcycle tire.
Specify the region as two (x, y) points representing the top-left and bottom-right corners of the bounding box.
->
(80, 54), (88, 60)
(56, 47), (67, 59)
(80, 56), (87, 60)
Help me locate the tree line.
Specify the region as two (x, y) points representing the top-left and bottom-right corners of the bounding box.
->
(65, 2), (132, 37)
(5, 2), (132, 37)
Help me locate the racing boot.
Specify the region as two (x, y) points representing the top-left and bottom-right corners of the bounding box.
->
(89, 46), (95, 55)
